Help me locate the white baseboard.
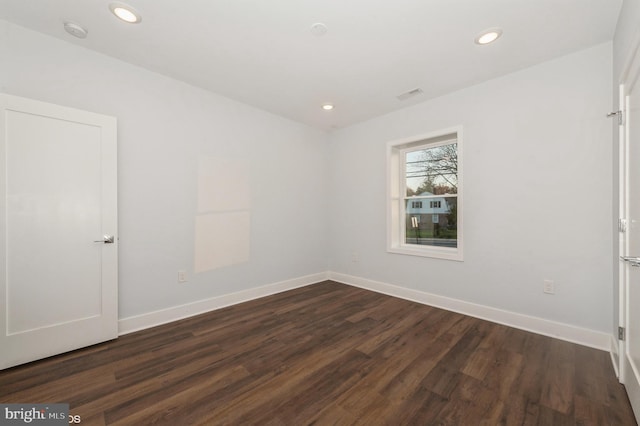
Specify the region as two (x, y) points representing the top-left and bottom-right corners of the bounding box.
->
(118, 272), (329, 335)
(329, 271), (610, 351)
(611, 334), (621, 378)
(119, 270), (611, 352)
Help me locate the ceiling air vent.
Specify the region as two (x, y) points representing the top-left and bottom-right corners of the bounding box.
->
(397, 88), (424, 101)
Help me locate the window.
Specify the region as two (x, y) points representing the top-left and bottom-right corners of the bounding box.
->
(387, 128), (463, 260)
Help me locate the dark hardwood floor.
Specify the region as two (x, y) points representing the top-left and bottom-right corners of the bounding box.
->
(0, 281), (636, 425)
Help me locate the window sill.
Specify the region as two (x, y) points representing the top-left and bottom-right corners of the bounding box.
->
(387, 245), (463, 261)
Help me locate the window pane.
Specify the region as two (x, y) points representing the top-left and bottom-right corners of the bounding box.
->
(405, 143), (458, 197)
(405, 196), (457, 247)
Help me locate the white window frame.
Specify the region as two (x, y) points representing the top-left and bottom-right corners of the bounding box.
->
(387, 127), (463, 261)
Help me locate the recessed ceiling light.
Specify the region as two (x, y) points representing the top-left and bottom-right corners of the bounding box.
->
(63, 22), (88, 39)
(475, 28), (502, 45)
(109, 2), (142, 24)
(322, 103), (334, 111)
(310, 23), (328, 37)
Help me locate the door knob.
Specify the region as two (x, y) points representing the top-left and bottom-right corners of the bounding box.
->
(94, 235), (115, 244)
(621, 256), (640, 266)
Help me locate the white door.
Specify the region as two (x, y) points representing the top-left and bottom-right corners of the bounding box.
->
(620, 45), (640, 419)
(0, 94), (118, 370)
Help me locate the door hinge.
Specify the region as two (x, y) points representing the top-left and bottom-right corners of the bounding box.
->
(608, 110), (624, 125)
(619, 326), (626, 341)
(619, 218), (628, 233)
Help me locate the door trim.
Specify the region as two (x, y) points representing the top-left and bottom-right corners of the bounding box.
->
(617, 29), (640, 421)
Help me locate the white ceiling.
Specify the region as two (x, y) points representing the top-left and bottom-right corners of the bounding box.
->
(0, 0), (623, 130)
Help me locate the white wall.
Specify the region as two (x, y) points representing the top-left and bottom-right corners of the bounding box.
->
(0, 20), (329, 320)
(0, 18), (619, 341)
(614, 0), (640, 79)
(328, 43), (614, 334)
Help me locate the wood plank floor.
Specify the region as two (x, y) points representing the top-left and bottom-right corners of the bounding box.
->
(0, 281), (636, 425)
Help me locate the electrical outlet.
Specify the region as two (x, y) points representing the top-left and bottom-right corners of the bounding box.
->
(178, 270), (188, 283)
(351, 251), (359, 263)
(543, 279), (554, 294)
